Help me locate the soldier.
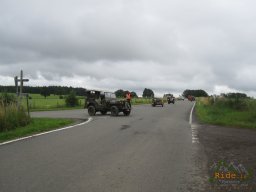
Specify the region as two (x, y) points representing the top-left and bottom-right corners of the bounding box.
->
(126, 92), (132, 107)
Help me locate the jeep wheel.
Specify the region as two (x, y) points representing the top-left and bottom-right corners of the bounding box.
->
(88, 106), (96, 116)
(111, 106), (119, 116)
(101, 110), (107, 115)
(123, 110), (131, 116)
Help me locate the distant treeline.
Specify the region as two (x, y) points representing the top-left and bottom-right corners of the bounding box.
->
(0, 86), (86, 96)
(221, 92), (248, 99)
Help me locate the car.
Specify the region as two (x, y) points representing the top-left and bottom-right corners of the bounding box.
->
(165, 94), (175, 104)
(85, 90), (131, 116)
(152, 98), (164, 107)
(188, 95), (195, 102)
(176, 96), (185, 101)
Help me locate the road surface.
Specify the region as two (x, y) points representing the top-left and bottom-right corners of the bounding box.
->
(0, 101), (207, 192)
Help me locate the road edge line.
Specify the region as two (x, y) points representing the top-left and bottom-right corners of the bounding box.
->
(0, 117), (93, 146)
(189, 102), (196, 124)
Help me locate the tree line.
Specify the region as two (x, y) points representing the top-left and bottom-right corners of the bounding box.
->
(221, 92), (248, 99)
(0, 86), (155, 98)
(1, 85), (215, 98)
(0, 86), (86, 96)
(115, 88), (155, 98)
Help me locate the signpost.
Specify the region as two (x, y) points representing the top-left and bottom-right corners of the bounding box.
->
(14, 70), (30, 116)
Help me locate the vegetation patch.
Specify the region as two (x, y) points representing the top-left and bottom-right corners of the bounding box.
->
(196, 97), (256, 129)
(0, 92), (30, 132)
(0, 118), (74, 142)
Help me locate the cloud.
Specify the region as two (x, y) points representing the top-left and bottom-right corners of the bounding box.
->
(0, 0), (256, 96)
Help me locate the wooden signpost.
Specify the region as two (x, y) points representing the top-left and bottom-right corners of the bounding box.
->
(14, 70), (30, 115)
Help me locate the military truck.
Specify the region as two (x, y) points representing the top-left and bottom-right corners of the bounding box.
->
(85, 90), (131, 116)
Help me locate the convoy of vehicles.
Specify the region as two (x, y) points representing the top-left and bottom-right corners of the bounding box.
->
(85, 90), (195, 116)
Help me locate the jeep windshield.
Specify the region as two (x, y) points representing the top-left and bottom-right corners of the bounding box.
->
(104, 92), (116, 99)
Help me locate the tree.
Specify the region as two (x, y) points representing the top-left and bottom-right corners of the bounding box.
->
(65, 90), (79, 107)
(131, 91), (138, 98)
(115, 89), (125, 98)
(40, 87), (50, 99)
(115, 89), (138, 98)
(142, 88), (154, 98)
(182, 89), (208, 98)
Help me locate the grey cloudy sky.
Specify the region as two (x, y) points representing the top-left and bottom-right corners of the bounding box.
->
(0, 0), (256, 96)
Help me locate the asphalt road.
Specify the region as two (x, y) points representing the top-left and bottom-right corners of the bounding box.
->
(0, 101), (207, 192)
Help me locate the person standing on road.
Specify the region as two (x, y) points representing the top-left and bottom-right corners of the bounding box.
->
(126, 92), (132, 107)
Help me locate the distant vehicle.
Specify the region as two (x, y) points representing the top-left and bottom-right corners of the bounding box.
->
(165, 94), (175, 104)
(85, 90), (131, 116)
(176, 96), (185, 101)
(188, 95), (195, 102)
(152, 98), (164, 107)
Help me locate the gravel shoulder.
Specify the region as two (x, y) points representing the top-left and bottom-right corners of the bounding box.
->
(193, 109), (256, 191)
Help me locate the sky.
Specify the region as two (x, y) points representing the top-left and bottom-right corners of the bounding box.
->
(0, 0), (256, 97)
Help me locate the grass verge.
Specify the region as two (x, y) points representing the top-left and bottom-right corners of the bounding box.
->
(0, 118), (74, 143)
(196, 97), (256, 129)
(30, 106), (84, 112)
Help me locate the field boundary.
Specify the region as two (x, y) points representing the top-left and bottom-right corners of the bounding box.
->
(0, 117), (93, 146)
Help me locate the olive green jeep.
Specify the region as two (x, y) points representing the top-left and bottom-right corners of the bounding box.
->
(152, 98), (164, 107)
(85, 90), (131, 116)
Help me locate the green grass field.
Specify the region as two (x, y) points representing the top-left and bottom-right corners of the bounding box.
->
(21, 94), (85, 111)
(0, 118), (74, 142)
(18, 94), (155, 111)
(196, 97), (256, 129)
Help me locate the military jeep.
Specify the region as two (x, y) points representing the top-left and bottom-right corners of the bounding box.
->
(85, 90), (131, 116)
(165, 94), (175, 104)
(152, 98), (164, 107)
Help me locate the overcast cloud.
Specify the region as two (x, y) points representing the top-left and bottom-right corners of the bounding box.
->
(0, 0), (256, 96)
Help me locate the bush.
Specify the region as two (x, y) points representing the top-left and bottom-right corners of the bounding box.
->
(0, 104), (30, 132)
(0, 92), (16, 106)
(215, 98), (248, 111)
(59, 95), (64, 99)
(65, 91), (79, 107)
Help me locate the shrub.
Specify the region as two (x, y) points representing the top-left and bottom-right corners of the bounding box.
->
(0, 104), (30, 132)
(59, 95), (64, 99)
(65, 91), (79, 107)
(0, 92), (16, 106)
(215, 98), (248, 111)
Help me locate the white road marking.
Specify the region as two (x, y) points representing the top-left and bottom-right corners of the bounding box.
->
(189, 102), (196, 125)
(189, 102), (199, 143)
(0, 117), (93, 146)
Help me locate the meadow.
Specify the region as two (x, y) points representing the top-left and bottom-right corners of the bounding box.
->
(21, 94), (85, 111)
(20, 94), (155, 111)
(196, 97), (256, 129)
